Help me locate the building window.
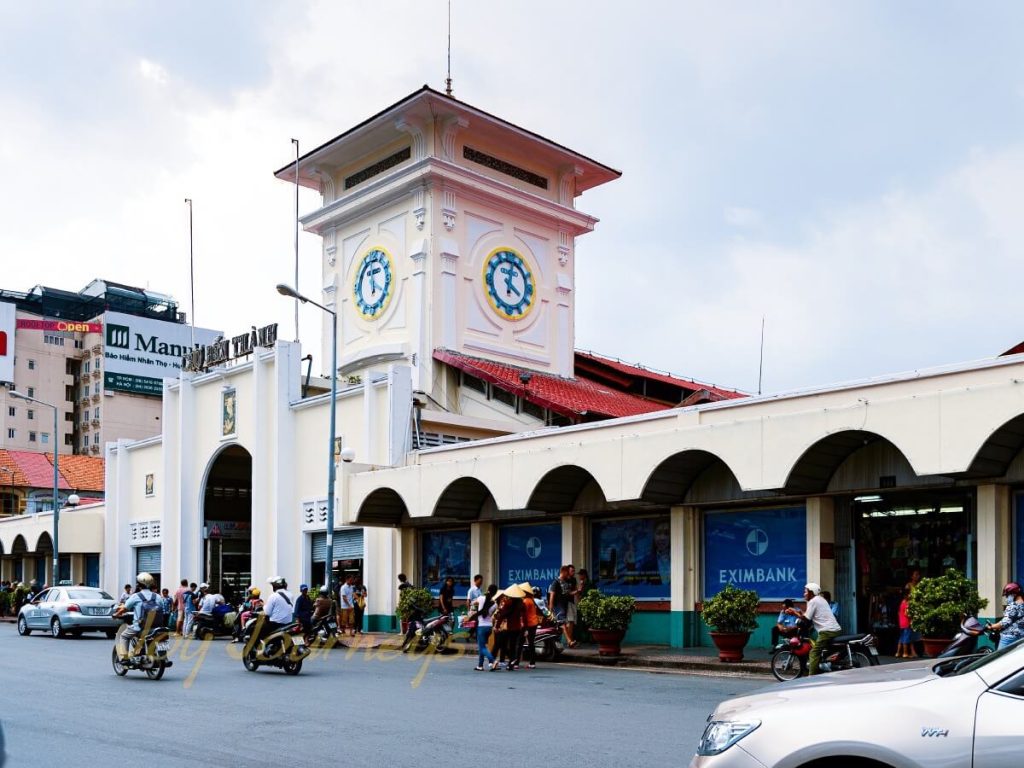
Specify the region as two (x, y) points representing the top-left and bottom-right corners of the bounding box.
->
(64, 434), (73, 446)
(94, 407), (100, 420)
(83, 361), (90, 374)
(461, 372), (487, 394)
(7, 429), (14, 439)
(28, 431), (36, 442)
(93, 433), (99, 445)
(40, 433), (49, 445)
(27, 409), (34, 421)
(520, 399), (545, 420)
(94, 355), (102, 369)
(65, 385), (74, 401)
(43, 333), (65, 347)
(491, 386), (516, 409)
(27, 387), (34, 398)
(82, 438), (88, 450)
(93, 383), (100, 395)
(27, 359), (35, 370)
(7, 407), (13, 417)
(74, 339), (83, 349)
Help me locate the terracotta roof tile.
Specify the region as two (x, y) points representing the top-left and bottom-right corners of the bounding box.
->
(8, 451), (71, 490)
(575, 350), (747, 400)
(434, 350), (670, 419)
(0, 450), (104, 492)
(49, 453), (105, 492)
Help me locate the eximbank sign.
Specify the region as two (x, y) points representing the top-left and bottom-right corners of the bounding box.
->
(103, 311), (221, 395)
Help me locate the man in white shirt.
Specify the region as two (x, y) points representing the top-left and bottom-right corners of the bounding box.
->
(787, 582), (842, 675)
(199, 587), (224, 614)
(258, 576), (294, 645)
(466, 575), (483, 640)
(338, 576), (355, 637)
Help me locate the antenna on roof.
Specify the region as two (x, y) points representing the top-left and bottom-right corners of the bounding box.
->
(757, 315), (765, 396)
(445, 0), (454, 97)
(184, 198), (195, 348)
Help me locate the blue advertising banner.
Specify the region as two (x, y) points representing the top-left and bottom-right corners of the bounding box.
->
(421, 529), (471, 597)
(498, 523), (562, 589)
(704, 507), (807, 599)
(1016, 494), (1024, 583)
(591, 516), (671, 599)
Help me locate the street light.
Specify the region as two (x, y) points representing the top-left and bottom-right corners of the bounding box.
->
(276, 283), (338, 595)
(10, 391), (60, 585)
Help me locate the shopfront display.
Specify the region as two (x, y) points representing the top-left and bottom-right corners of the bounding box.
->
(498, 522), (561, 588)
(703, 507), (806, 600)
(421, 529), (471, 597)
(591, 516), (670, 600)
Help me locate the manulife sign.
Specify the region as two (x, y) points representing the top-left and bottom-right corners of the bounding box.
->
(102, 311), (221, 395)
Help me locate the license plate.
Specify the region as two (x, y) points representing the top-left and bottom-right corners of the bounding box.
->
(293, 637), (306, 647)
(157, 642), (170, 652)
(869, 646), (879, 656)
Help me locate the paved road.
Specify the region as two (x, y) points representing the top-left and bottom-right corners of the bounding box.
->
(0, 625), (765, 767)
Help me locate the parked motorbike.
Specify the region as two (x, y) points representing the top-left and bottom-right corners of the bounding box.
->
(401, 613), (452, 653)
(527, 619), (565, 661)
(240, 615), (310, 675)
(937, 617), (994, 659)
(111, 616), (173, 680)
(309, 613), (339, 645)
(192, 603), (238, 640)
(771, 626), (879, 681)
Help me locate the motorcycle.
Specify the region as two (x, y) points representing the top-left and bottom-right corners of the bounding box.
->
(308, 613), (339, 645)
(526, 619), (565, 661)
(111, 615), (173, 680)
(240, 615), (310, 675)
(401, 613), (452, 653)
(937, 617), (995, 659)
(192, 603), (238, 640)
(771, 625), (879, 681)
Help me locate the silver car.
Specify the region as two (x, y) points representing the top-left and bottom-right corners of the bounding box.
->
(691, 641), (1023, 767)
(16, 586), (119, 638)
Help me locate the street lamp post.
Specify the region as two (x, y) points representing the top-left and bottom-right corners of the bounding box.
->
(10, 391), (60, 585)
(276, 283), (338, 595)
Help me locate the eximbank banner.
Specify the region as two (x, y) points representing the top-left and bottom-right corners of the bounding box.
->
(704, 507), (807, 600)
(103, 311), (220, 395)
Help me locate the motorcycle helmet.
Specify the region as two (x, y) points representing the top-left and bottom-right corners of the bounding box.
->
(199, 582), (209, 590)
(321, 585), (329, 594)
(1003, 582), (1022, 597)
(136, 572), (156, 589)
(532, 587), (542, 597)
(250, 588), (261, 598)
(804, 582), (821, 596)
(268, 575), (287, 589)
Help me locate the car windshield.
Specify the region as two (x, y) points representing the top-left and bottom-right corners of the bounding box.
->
(939, 641), (1022, 677)
(66, 589), (113, 600)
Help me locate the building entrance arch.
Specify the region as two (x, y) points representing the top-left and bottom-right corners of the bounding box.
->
(201, 445), (252, 602)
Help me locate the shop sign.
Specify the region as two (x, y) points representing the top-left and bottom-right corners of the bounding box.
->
(498, 523), (561, 587)
(591, 516), (671, 599)
(104, 372), (163, 395)
(0, 301), (14, 383)
(182, 323), (278, 373)
(704, 507), (807, 599)
(420, 529), (471, 597)
(16, 318), (103, 333)
(204, 520), (252, 540)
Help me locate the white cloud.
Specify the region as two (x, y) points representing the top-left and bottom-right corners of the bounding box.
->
(137, 58), (168, 86)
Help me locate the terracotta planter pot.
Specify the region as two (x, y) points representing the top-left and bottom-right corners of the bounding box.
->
(921, 637), (952, 658)
(710, 631), (751, 662)
(590, 628), (627, 656)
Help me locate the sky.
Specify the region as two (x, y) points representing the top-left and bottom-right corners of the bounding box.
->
(2, 1), (1023, 395)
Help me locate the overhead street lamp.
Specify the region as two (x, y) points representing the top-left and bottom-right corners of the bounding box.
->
(276, 283), (339, 595)
(10, 391), (61, 585)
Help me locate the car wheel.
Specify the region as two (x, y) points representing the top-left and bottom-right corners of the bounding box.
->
(850, 651), (872, 669)
(51, 617), (65, 638)
(771, 649), (803, 682)
(17, 616), (31, 636)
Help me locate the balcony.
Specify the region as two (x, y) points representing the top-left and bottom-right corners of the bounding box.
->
(91, 417), (100, 426)
(79, 395), (90, 406)
(91, 368), (102, 380)
(89, 443), (100, 453)
(90, 392), (101, 403)
(91, 343), (102, 354)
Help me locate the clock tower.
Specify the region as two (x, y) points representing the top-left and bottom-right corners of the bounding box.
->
(275, 86), (620, 391)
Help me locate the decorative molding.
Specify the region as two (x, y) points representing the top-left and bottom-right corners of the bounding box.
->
(325, 227), (337, 267)
(441, 116), (469, 161)
(345, 147), (411, 190)
(442, 188), (457, 232)
(466, 146), (548, 190)
(558, 165), (584, 205)
(440, 237), (460, 274)
(413, 187), (426, 230)
(311, 166), (336, 205)
(409, 238), (429, 274)
(558, 230), (570, 266)
(556, 273), (573, 296)
(302, 498), (329, 531)
(395, 117), (427, 161)
(129, 519), (162, 545)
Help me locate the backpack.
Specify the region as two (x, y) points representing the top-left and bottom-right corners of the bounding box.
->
(138, 590), (164, 631)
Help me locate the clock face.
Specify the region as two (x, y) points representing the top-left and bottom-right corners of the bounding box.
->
(483, 248), (535, 320)
(353, 248), (394, 320)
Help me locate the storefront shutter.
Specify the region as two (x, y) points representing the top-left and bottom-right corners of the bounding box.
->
(312, 529), (364, 562)
(136, 545), (161, 573)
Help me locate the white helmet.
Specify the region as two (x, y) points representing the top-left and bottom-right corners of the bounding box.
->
(804, 582), (821, 596)
(321, 585), (329, 594)
(136, 572), (156, 589)
(268, 575), (287, 589)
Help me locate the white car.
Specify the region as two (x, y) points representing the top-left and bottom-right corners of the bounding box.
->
(690, 641), (1022, 767)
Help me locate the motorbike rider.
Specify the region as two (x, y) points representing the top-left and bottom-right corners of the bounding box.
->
(786, 582), (842, 675)
(989, 582), (1024, 650)
(233, 586), (263, 642)
(312, 585), (334, 624)
(294, 584), (314, 637)
(113, 572), (159, 659)
(255, 576), (294, 647)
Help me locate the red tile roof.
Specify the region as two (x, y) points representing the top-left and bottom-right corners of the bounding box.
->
(575, 351), (747, 400)
(434, 350), (671, 419)
(0, 450), (104, 492)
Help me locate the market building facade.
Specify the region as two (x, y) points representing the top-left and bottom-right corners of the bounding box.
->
(98, 87), (1024, 648)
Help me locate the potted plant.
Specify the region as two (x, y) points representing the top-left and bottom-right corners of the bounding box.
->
(396, 587), (433, 635)
(577, 590), (636, 656)
(907, 568), (987, 657)
(701, 584), (760, 662)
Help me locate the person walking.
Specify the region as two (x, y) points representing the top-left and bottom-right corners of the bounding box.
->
(466, 574), (483, 640)
(472, 585), (498, 671)
(990, 582), (1024, 650)
(518, 586), (543, 669)
(493, 592), (525, 671)
(173, 579), (189, 636)
(183, 582), (198, 636)
(353, 577), (367, 635)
